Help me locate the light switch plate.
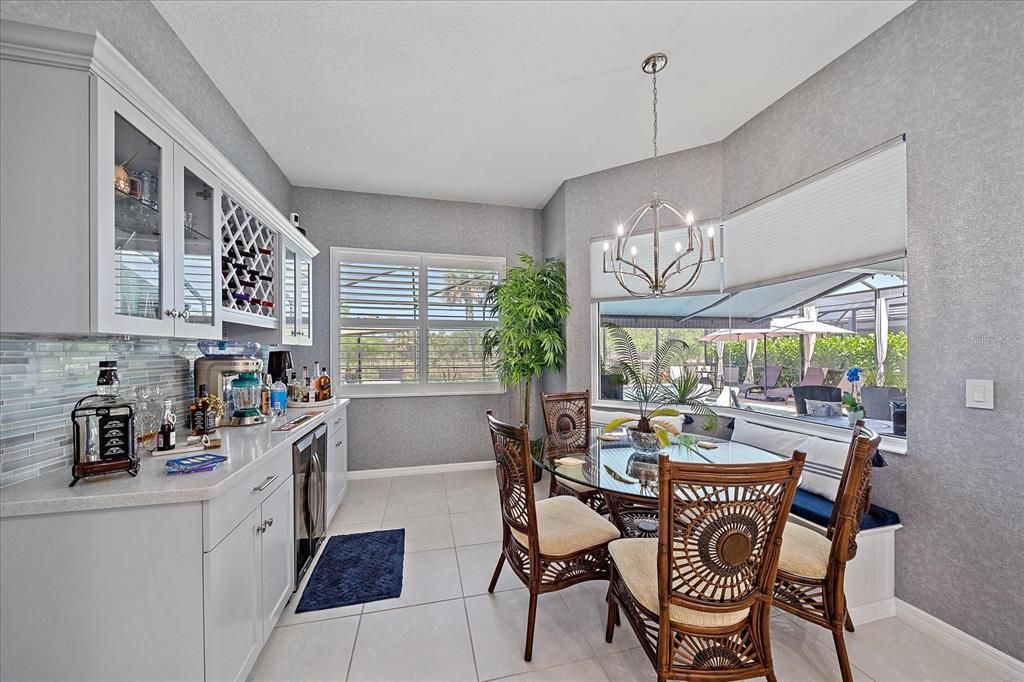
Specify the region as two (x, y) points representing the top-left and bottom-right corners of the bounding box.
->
(965, 379), (994, 409)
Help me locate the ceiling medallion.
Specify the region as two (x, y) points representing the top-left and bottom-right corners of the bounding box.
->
(602, 53), (716, 298)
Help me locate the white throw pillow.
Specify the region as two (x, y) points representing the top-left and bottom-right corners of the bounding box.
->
(796, 435), (851, 502)
(805, 399), (843, 417)
(731, 419), (806, 458)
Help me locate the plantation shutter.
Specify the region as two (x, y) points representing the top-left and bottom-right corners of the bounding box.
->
(333, 248), (504, 395)
(336, 252), (421, 386)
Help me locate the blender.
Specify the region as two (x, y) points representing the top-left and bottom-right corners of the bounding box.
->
(229, 371), (266, 426)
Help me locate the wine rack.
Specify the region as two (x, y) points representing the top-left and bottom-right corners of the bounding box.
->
(219, 193), (276, 321)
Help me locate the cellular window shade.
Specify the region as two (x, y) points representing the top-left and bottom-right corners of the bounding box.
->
(590, 222), (723, 301)
(722, 140), (907, 291)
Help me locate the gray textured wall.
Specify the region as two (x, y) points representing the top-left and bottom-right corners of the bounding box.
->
(723, 0), (1024, 657)
(540, 184), (568, 396)
(541, 0), (1024, 659)
(554, 142), (725, 390)
(0, 0), (292, 212)
(289, 187), (543, 471)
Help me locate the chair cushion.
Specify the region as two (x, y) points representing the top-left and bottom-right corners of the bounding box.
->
(795, 435), (849, 501)
(511, 495), (619, 556)
(554, 464), (596, 494)
(608, 538), (749, 628)
(732, 419), (806, 458)
(778, 522), (831, 579)
(791, 489), (901, 530)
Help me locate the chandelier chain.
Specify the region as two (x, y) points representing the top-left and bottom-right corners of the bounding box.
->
(652, 66), (659, 195)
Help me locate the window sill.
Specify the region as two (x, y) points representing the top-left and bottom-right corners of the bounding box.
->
(338, 385), (507, 399)
(591, 399), (908, 455)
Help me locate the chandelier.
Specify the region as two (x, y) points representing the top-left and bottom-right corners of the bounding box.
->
(602, 53), (716, 298)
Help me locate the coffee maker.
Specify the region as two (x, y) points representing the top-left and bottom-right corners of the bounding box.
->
(194, 356), (264, 425)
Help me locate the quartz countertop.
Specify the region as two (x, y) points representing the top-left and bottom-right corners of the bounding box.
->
(0, 399), (350, 519)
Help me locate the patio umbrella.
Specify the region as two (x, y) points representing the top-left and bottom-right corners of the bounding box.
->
(702, 318), (853, 388)
(875, 296), (889, 386)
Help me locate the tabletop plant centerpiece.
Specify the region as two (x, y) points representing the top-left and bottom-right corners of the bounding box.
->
(601, 325), (717, 459)
(483, 253), (569, 429)
(842, 367), (865, 425)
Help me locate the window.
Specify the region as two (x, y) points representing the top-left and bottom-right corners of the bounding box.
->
(592, 138), (908, 440)
(331, 247), (505, 396)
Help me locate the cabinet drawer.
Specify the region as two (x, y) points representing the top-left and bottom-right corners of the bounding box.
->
(327, 405), (347, 438)
(204, 450), (292, 551)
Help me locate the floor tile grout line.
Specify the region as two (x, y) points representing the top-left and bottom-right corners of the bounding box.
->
(450, 520), (483, 682)
(343, 610), (362, 682)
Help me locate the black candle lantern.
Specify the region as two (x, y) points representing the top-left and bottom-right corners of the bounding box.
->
(70, 394), (139, 486)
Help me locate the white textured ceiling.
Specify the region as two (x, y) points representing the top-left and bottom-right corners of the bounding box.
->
(153, 0), (912, 209)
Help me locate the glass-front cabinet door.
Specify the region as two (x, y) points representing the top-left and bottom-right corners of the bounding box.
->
(297, 256), (312, 341)
(173, 147), (222, 339)
(95, 81), (175, 335)
(278, 239), (312, 345)
(282, 243), (298, 341)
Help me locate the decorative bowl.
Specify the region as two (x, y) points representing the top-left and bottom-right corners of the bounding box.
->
(627, 427), (662, 456)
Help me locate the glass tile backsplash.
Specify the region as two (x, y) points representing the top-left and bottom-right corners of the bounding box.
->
(0, 335), (208, 488)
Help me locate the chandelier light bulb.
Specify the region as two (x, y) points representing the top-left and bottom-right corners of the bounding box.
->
(685, 211), (695, 226)
(616, 224), (624, 236)
(674, 241), (682, 253)
(630, 245), (638, 257)
(707, 226), (715, 238)
(603, 241), (610, 252)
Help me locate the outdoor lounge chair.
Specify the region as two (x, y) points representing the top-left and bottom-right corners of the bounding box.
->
(764, 366), (829, 403)
(744, 364), (784, 401)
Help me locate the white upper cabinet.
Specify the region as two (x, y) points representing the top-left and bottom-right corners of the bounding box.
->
(0, 19), (316, 339)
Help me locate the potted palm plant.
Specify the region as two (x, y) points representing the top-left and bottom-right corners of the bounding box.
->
(483, 254), (569, 427)
(601, 325), (683, 455)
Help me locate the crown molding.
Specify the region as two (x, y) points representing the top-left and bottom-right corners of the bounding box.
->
(0, 19), (316, 258)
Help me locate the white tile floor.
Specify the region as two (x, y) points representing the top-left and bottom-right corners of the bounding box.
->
(250, 471), (1012, 682)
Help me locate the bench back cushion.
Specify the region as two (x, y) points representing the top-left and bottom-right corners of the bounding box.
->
(732, 419), (850, 502)
(794, 435), (849, 501)
(732, 419), (806, 458)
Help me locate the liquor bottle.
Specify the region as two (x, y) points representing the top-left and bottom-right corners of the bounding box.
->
(315, 362), (332, 401)
(189, 384), (216, 436)
(302, 366), (311, 403)
(270, 376), (287, 415)
(96, 360), (120, 397)
(260, 373), (272, 416)
(288, 371), (301, 401)
(313, 361), (322, 398)
(156, 399), (176, 451)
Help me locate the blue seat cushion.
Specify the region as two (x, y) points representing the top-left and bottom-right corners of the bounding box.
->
(792, 489), (901, 530)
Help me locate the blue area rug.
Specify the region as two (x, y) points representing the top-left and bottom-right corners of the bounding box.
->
(295, 529), (405, 612)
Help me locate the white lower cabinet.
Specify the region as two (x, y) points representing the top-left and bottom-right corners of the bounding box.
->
(326, 405), (349, 523)
(204, 476), (294, 682)
(260, 479), (295, 636)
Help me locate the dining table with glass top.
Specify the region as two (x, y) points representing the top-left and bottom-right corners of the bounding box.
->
(533, 427), (788, 538)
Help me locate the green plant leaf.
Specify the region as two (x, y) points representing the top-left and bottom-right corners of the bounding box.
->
(603, 417), (636, 433)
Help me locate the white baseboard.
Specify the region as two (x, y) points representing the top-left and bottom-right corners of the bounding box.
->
(896, 599), (1024, 680)
(849, 598), (896, 625)
(348, 460), (493, 480)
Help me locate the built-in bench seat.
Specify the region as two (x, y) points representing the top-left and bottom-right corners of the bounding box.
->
(793, 488), (901, 530)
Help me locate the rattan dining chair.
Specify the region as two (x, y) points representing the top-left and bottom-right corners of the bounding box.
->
(540, 390), (606, 513)
(605, 451), (806, 682)
(772, 422), (881, 682)
(485, 411), (620, 661)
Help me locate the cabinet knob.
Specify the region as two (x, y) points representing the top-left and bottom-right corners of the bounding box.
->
(180, 305), (191, 321)
(256, 521), (265, 534)
(265, 517), (273, 528)
(165, 307), (179, 318)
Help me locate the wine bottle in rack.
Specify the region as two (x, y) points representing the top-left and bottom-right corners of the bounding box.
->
(258, 247), (273, 256)
(238, 247), (257, 259)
